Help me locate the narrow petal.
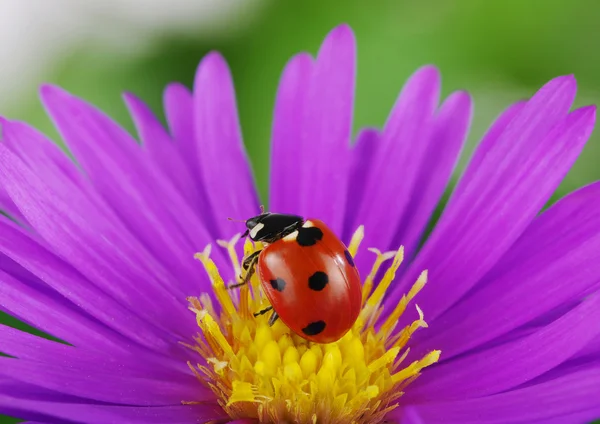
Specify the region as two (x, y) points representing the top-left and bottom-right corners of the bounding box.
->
(410, 366), (600, 424)
(0, 267), (125, 351)
(353, 65), (440, 256)
(0, 395), (225, 424)
(393, 90), (473, 259)
(123, 93), (200, 209)
(0, 145), (198, 345)
(0, 357), (203, 406)
(0, 116), (84, 225)
(0, 324), (188, 378)
(163, 83), (198, 176)
(405, 291), (600, 402)
(39, 85), (224, 289)
(410, 179), (600, 361)
(0, 118), (83, 186)
(296, 24), (356, 234)
(193, 52), (260, 235)
(449, 100), (527, 201)
(0, 187), (25, 225)
(389, 77), (591, 323)
(393, 406), (426, 424)
(269, 52), (314, 214)
(341, 128), (379, 242)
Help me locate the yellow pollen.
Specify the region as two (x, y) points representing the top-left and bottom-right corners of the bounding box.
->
(186, 226), (440, 424)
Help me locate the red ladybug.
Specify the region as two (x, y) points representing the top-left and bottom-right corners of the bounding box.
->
(232, 213), (362, 344)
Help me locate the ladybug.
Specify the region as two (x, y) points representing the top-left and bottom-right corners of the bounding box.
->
(231, 212), (362, 344)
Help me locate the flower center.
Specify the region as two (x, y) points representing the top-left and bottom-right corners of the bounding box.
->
(185, 226), (439, 423)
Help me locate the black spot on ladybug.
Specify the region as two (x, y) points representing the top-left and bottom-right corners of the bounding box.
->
(344, 249), (355, 267)
(270, 278), (286, 292)
(302, 320), (326, 336)
(296, 226), (324, 247)
(308, 271), (329, 291)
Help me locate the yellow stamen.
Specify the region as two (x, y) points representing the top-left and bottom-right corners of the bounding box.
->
(186, 226), (439, 423)
(361, 248), (396, 306)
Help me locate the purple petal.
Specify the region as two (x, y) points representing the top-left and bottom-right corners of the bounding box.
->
(0, 116), (84, 225)
(408, 366), (600, 424)
(39, 85), (224, 290)
(0, 266), (124, 351)
(0, 145), (198, 345)
(193, 51), (260, 235)
(0, 117), (84, 189)
(572, 332), (600, 361)
(0, 356), (203, 406)
(0, 186), (25, 224)
(392, 406), (426, 424)
(163, 83), (220, 239)
(123, 93), (200, 209)
(0, 324), (188, 377)
(410, 179), (600, 361)
(341, 128), (379, 242)
(393, 90), (473, 259)
(352, 65), (440, 258)
(388, 77), (591, 324)
(295, 24), (356, 235)
(0, 393), (225, 424)
(405, 290), (600, 402)
(269, 52), (314, 214)
(449, 100), (527, 202)
(163, 83), (198, 177)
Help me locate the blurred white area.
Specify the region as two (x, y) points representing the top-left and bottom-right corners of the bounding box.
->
(0, 0), (264, 110)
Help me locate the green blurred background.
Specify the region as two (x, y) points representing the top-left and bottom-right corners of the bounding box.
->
(1, 0), (599, 422)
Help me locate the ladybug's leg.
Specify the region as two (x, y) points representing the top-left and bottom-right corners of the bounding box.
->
(268, 311), (279, 326)
(253, 306), (273, 317)
(228, 250), (261, 289)
(241, 250), (262, 272)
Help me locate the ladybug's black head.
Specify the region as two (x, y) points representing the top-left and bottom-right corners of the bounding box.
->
(243, 212), (304, 243)
(245, 213), (270, 231)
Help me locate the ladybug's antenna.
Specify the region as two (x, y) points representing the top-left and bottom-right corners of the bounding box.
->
(228, 216), (250, 238)
(227, 217), (246, 223)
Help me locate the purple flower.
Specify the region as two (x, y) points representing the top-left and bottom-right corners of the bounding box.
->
(1, 23), (599, 423)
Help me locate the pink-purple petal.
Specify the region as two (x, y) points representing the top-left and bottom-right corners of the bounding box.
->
(296, 24), (356, 235)
(388, 77), (591, 325)
(0, 117), (84, 190)
(409, 366), (600, 424)
(124, 93), (199, 206)
(410, 179), (600, 361)
(0, 394), (225, 424)
(0, 145), (198, 345)
(0, 324), (189, 378)
(0, 356), (206, 406)
(0, 268), (123, 351)
(40, 85), (225, 288)
(269, 53), (314, 214)
(341, 128), (379, 243)
(352, 65), (440, 260)
(163, 83), (197, 175)
(405, 291), (600, 402)
(193, 52), (260, 235)
(393, 90), (472, 259)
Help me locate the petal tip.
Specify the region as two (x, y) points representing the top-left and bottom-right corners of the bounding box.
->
(328, 23), (355, 39)
(546, 74), (578, 94)
(39, 84), (74, 110)
(573, 104), (597, 127)
(164, 82), (190, 99)
(198, 51), (228, 73)
(320, 23), (356, 54)
(194, 51), (232, 89)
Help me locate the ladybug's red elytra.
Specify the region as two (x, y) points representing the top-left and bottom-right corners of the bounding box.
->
(231, 212), (362, 344)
